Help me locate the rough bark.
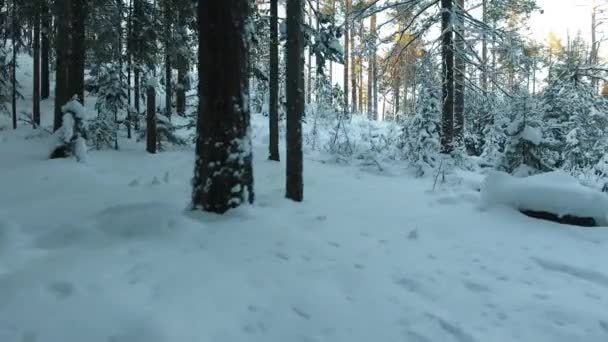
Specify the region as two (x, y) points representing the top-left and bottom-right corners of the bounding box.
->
(351, 20), (357, 113)
(192, 0), (254, 213)
(441, 0), (454, 152)
(146, 84), (157, 154)
(268, 0), (280, 161)
(11, 0), (16, 129)
(69, 0), (85, 103)
(33, 0), (41, 127)
(41, 0), (50, 100)
(54, 0), (71, 131)
(343, 0), (350, 112)
(454, 0), (465, 144)
(163, 0), (172, 119)
(286, 0), (304, 202)
(367, 11), (376, 119)
(480, 0), (487, 95)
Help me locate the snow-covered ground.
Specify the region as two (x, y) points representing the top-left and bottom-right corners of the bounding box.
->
(1, 55), (608, 342)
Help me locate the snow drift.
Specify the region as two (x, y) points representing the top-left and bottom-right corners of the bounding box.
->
(481, 171), (608, 226)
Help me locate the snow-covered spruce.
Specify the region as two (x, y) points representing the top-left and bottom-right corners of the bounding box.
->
(50, 99), (89, 161)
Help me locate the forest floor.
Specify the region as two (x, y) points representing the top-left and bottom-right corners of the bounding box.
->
(1, 55), (608, 342)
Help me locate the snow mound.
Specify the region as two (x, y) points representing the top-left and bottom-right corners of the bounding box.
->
(481, 171), (608, 225)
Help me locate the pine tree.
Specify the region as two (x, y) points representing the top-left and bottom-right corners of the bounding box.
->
(286, 0), (305, 202)
(268, 0), (280, 161)
(192, 0), (254, 213)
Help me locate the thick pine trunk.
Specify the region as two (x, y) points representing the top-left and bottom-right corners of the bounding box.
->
(268, 0), (280, 161)
(41, 0), (50, 100)
(454, 0), (465, 144)
(192, 0), (254, 213)
(146, 83), (157, 153)
(69, 0), (85, 103)
(350, 23), (357, 113)
(367, 11), (376, 120)
(441, 0), (454, 152)
(164, 0), (172, 119)
(33, 0), (41, 127)
(343, 0), (350, 113)
(54, 0), (71, 131)
(11, 0), (16, 129)
(286, 0), (304, 202)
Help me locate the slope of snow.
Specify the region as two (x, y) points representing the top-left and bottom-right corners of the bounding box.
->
(1, 57), (608, 342)
(481, 170), (608, 225)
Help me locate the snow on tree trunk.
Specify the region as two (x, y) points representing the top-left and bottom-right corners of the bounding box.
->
(192, 0), (254, 214)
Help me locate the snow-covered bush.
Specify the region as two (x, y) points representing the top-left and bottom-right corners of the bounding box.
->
(138, 113), (187, 151)
(89, 64), (127, 150)
(50, 99), (89, 161)
(402, 75), (441, 177)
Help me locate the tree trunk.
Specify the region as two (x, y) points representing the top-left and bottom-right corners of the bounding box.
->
(351, 22), (357, 113)
(33, 0), (41, 128)
(268, 0), (280, 161)
(306, 6), (312, 104)
(11, 0), (16, 129)
(69, 0), (85, 103)
(134, 68), (140, 130)
(591, 0), (599, 92)
(343, 0), (350, 113)
(54, 0), (71, 131)
(164, 0), (172, 119)
(481, 0), (487, 95)
(286, 0), (304, 202)
(367, 10), (376, 120)
(126, 0), (132, 138)
(40, 0), (50, 100)
(454, 0), (465, 144)
(146, 83), (157, 153)
(441, 0), (454, 152)
(192, 0), (254, 213)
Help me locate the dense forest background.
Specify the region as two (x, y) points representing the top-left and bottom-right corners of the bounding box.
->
(2, 0), (608, 208)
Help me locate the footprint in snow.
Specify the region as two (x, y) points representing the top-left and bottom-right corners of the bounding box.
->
(291, 306), (311, 320)
(275, 252), (290, 261)
(47, 281), (75, 300)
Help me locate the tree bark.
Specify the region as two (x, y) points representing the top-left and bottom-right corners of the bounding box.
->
(268, 0), (280, 161)
(343, 0), (350, 113)
(367, 10), (376, 120)
(33, 0), (41, 127)
(11, 0), (16, 129)
(69, 0), (85, 103)
(441, 0), (454, 152)
(40, 0), (50, 100)
(454, 0), (465, 144)
(192, 0), (254, 213)
(286, 0), (304, 202)
(54, 0), (71, 131)
(164, 0), (172, 119)
(351, 21), (357, 113)
(146, 83), (157, 153)
(480, 0), (487, 95)
(306, 6), (312, 104)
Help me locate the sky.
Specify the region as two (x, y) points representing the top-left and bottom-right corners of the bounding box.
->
(528, 0), (594, 46)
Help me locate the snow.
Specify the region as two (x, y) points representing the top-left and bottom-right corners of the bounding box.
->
(481, 170), (608, 225)
(2, 53), (608, 342)
(61, 99), (87, 119)
(522, 125), (542, 145)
